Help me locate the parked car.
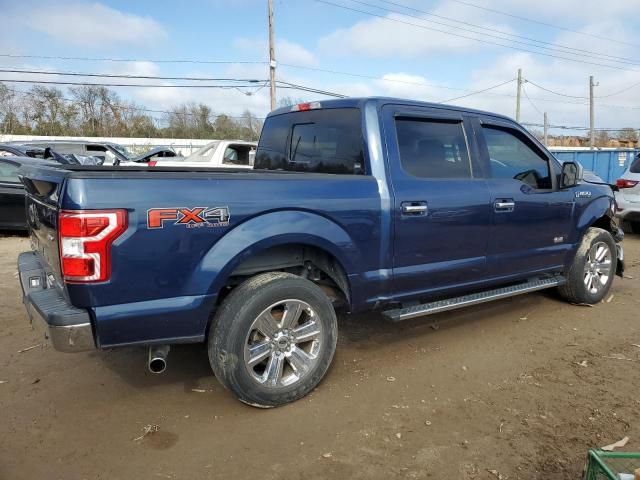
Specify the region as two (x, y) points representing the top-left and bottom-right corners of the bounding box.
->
(0, 156), (59, 230)
(150, 140), (255, 168)
(13, 141), (177, 165)
(615, 153), (640, 233)
(18, 98), (624, 408)
(0, 144), (47, 159)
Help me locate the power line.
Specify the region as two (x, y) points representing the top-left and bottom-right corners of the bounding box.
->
(0, 78), (264, 88)
(313, 0), (640, 72)
(6, 87), (267, 121)
(521, 121), (637, 132)
(524, 79), (589, 99)
(444, 0), (640, 50)
(0, 53), (267, 65)
(597, 80), (640, 99)
(349, 0), (640, 68)
(438, 79), (516, 103)
(277, 80), (347, 98)
(0, 68), (263, 83)
(521, 85), (543, 116)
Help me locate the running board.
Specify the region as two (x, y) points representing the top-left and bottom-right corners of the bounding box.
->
(382, 277), (564, 322)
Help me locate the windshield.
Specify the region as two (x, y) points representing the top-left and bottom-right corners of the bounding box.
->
(186, 141), (221, 161)
(111, 144), (133, 160)
(630, 154), (640, 174)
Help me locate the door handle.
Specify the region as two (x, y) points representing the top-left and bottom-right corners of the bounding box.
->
(402, 202), (428, 215)
(494, 200), (515, 212)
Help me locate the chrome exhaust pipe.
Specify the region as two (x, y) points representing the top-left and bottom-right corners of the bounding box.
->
(148, 345), (170, 374)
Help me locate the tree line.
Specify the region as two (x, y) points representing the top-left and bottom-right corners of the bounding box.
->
(0, 82), (263, 141)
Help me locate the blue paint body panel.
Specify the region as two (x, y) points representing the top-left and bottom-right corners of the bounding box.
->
(20, 98), (619, 348)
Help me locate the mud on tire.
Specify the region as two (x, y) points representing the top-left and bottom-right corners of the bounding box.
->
(208, 272), (338, 408)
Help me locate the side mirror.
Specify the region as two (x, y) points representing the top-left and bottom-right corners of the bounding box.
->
(561, 161), (584, 188)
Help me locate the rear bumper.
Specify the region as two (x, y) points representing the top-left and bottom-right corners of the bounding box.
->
(18, 251), (95, 352)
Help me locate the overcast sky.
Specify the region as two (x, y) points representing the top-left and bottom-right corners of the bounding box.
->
(1, 0), (639, 132)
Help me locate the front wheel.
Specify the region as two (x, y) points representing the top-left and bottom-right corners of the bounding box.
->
(209, 272), (338, 407)
(558, 227), (617, 304)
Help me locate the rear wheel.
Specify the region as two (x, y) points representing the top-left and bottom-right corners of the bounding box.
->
(558, 227), (617, 304)
(209, 272), (338, 407)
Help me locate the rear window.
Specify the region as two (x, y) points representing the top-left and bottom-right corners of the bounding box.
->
(631, 154), (640, 174)
(255, 108), (364, 175)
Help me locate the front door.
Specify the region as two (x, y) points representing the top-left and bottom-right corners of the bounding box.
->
(475, 119), (574, 279)
(382, 105), (491, 302)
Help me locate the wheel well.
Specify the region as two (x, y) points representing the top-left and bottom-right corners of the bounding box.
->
(219, 244), (351, 308)
(590, 214), (620, 237)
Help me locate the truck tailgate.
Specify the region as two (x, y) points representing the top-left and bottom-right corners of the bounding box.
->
(20, 165), (67, 282)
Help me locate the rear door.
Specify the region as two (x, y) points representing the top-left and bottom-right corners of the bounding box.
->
(382, 105), (491, 301)
(474, 118), (574, 279)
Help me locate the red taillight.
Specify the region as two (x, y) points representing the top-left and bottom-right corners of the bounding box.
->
(58, 210), (127, 283)
(148, 160), (157, 167)
(616, 179), (638, 189)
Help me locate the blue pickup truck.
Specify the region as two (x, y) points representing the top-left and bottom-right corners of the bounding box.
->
(18, 97), (624, 407)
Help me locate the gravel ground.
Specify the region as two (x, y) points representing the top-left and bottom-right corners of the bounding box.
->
(1, 231), (639, 480)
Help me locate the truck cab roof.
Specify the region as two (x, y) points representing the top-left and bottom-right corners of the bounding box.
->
(268, 97), (515, 124)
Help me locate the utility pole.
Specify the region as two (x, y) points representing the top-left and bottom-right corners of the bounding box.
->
(589, 75), (595, 149)
(516, 68), (523, 122)
(543, 112), (549, 147)
(268, 0), (277, 111)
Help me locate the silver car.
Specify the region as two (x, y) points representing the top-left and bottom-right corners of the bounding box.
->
(615, 153), (640, 233)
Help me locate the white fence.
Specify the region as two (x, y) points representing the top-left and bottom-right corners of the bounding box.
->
(0, 135), (215, 156)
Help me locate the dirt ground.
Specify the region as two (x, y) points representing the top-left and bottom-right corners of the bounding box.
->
(1, 232), (639, 480)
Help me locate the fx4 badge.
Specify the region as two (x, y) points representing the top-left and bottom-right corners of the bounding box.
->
(147, 207), (230, 229)
(575, 191), (592, 198)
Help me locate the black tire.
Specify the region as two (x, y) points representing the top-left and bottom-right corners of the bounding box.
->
(208, 272), (338, 408)
(558, 227), (617, 304)
(631, 222), (640, 234)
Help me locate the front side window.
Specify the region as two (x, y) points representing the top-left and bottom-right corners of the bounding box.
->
(395, 118), (471, 179)
(483, 126), (551, 189)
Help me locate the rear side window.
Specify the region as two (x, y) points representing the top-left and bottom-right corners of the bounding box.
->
(50, 144), (84, 155)
(630, 154), (640, 174)
(256, 108), (364, 174)
(222, 144), (253, 166)
(482, 126), (551, 189)
(86, 145), (107, 153)
(395, 118), (471, 179)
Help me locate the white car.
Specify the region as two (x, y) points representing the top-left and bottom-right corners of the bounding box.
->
(615, 153), (640, 233)
(151, 140), (256, 169)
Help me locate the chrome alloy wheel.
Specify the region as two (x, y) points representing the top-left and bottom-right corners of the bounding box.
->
(583, 241), (612, 295)
(244, 299), (323, 388)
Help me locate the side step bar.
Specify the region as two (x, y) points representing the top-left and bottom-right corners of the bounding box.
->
(382, 277), (564, 322)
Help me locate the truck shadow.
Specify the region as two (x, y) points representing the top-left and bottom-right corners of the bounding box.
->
(95, 290), (566, 393)
(339, 289), (567, 348)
